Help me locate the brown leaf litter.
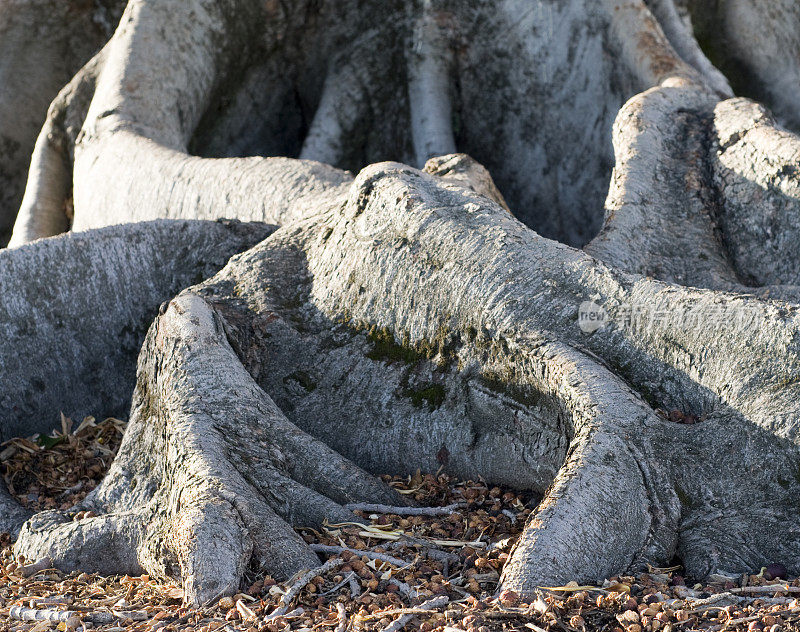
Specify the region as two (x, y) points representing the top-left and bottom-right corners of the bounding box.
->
(0, 416), (798, 632)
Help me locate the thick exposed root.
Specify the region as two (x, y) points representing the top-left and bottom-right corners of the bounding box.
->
(407, 2), (457, 167)
(422, 154), (510, 213)
(0, 486), (31, 538)
(586, 83), (739, 288)
(0, 219), (273, 441)
(588, 82), (800, 292)
(292, 163), (800, 587)
(299, 63), (371, 167)
(8, 0), (800, 606)
(15, 293), (406, 605)
(12, 0), (723, 247)
(709, 98), (800, 286)
(8, 48), (107, 247)
(16, 162), (800, 600)
(645, 0), (732, 97)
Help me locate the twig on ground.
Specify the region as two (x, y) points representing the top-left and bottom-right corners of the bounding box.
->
(345, 503), (466, 516)
(730, 585), (800, 595)
(10, 606), (75, 623)
(501, 509), (518, 524)
(388, 536), (459, 574)
(310, 544), (408, 567)
(724, 611), (793, 627)
(358, 595), (450, 622)
(390, 537), (460, 563)
(9, 606), (147, 624)
(32, 595), (73, 606)
(687, 592), (795, 612)
(264, 558), (344, 621)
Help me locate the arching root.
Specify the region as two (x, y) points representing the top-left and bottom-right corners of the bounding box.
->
(15, 160), (800, 602)
(15, 292), (405, 605)
(0, 219), (273, 441)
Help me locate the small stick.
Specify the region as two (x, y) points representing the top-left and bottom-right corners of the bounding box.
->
(687, 592), (796, 610)
(32, 595), (73, 606)
(9, 607), (146, 624)
(345, 502), (466, 516)
(730, 585), (800, 594)
(334, 602), (348, 632)
(388, 537), (458, 575)
(310, 544), (407, 567)
(501, 509), (518, 524)
(359, 595), (450, 622)
(10, 606), (75, 623)
(380, 612), (415, 632)
(265, 558), (344, 621)
(723, 611), (793, 627)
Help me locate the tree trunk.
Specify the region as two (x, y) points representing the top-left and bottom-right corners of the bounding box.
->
(3, 0), (800, 606)
(0, 0), (124, 244)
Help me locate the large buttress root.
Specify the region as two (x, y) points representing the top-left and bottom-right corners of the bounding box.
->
(16, 293), (403, 605)
(15, 0), (723, 246)
(17, 161), (800, 600)
(9, 0), (800, 606)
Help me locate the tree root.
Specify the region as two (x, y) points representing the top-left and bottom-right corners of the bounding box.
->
(11, 0), (726, 247)
(8, 47), (107, 247)
(0, 0), (124, 241)
(0, 219), (273, 441)
(15, 161), (800, 601)
(14, 292), (405, 604)
(6, 0), (800, 610)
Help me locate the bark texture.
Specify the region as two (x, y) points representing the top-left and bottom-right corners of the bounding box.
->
(0, 0), (124, 244)
(3, 0), (800, 607)
(686, 0), (800, 131)
(0, 219), (273, 445)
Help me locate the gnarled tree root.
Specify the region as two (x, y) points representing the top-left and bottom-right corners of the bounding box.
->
(6, 0), (800, 611)
(14, 162), (800, 603)
(16, 292), (403, 605)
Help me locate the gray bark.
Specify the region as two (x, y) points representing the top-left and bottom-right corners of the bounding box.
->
(0, 219), (273, 444)
(9, 0), (713, 247)
(0, 0), (124, 244)
(3, 0), (800, 608)
(686, 0), (800, 132)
